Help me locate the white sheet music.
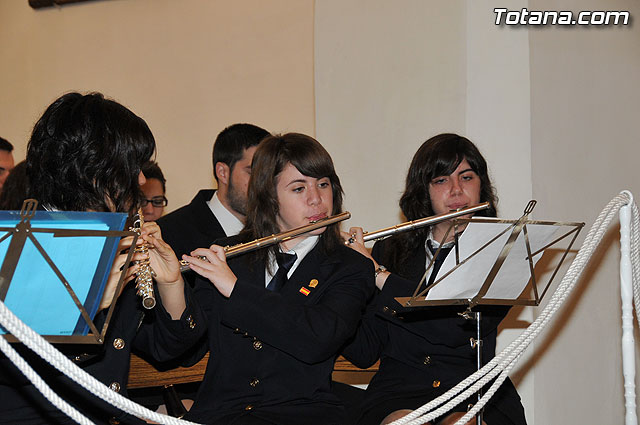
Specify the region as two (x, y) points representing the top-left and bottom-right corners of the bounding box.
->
(425, 220), (559, 301)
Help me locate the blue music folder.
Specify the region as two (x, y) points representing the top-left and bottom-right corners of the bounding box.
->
(0, 210), (128, 338)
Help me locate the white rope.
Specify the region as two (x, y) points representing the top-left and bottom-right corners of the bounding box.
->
(0, 293), (201, 425)
(390, 191), (640, 425)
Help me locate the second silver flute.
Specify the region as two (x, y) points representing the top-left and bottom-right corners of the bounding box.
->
(347, 202), (490, 244)
(179, 211), (351, 272)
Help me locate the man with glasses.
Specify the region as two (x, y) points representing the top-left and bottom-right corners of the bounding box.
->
(158, 123), (270, 259)
(140, 161), (168, 222)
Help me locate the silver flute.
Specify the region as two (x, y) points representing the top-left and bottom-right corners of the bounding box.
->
(346, 202), (491, 244)
(179, 211), (351, 272)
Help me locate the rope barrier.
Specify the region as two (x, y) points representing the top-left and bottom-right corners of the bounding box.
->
(0, 280), (201, 424)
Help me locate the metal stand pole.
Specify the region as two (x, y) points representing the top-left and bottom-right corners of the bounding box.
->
(475, 311), (483, 425)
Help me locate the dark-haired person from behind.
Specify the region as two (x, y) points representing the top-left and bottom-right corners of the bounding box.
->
(158, 123), (270, 259)
(0, 92), (204, 424)
(0, 160), (28, 210)
(0, 136), (15, 192)
(140, 161), (167, 222)
(343, 134), (526, 425)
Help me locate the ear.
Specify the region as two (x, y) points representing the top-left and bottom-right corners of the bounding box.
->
(215, 162), (231, 185)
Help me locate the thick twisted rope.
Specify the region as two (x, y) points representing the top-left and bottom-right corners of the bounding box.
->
(0, 292), (200, 424)
(391, 192), (639, 425)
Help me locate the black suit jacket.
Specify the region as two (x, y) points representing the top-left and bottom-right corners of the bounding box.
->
(342, 237), (526, 425)
(0, 282), (206, 425)
(178, 242), (375, 425)
(157, 189), (227, 259)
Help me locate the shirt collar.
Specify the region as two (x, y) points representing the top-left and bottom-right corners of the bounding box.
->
(265, 235), (319, 286)
(206, 191), (244, 236)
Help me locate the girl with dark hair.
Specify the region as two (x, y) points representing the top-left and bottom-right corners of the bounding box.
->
(0, 92), (202, 424)
(343, 134), (526, 425)
(176, 133), (375, 425)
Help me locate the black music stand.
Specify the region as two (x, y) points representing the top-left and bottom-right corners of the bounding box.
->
(395, 201), (584, 424)
(0, 200), (137, 344)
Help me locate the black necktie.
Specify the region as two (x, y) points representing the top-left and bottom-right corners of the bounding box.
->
(267, 252), (297, 292)
(426, 241), (452, 288)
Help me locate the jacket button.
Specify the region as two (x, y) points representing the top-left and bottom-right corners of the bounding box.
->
(109, 382), (121, 392)
(249, 378), (260, 387)
(245, 404), (254, 411)
(390, 309), (397, 316)
(253, 340), (263, 350)
(423, 355), (431, 365)
(109, 418), (120, 425)
(234, 328), (242, 334)
(112, 338), (125, 350)
(382, 306), (389, 313)
(432, 380), (440, 388)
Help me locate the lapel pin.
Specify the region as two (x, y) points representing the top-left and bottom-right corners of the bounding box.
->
(299, 287), (311, 296)
(309, 279), (319, 288)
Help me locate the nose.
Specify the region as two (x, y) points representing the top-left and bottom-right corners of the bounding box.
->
(450, 178), (462, 195)
(307, 185), (321, 206)
(142, 201), (154, 216)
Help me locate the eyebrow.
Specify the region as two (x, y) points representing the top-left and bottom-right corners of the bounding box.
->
(458, 168), (475, 174)
(285, 178), (308, 187)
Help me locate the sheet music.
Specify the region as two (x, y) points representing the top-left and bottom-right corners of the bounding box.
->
(0, 211), (127, 337)
(425, 220), (559, 301)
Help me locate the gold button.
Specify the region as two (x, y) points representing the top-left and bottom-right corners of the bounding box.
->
(382, 306), (389, 313)
(391, 310), (397, 316)
(109, 418), (120, 425)
(423, 355), (431, 365)
(112, 338), (125, 350)
(253, 340), (263, 350)
(432, 380), (440, 388)
(467, 403), (474, 411)
(245, 405), (254, 411)
(249, 378), (260, 387)
(109, 382), (121, 392)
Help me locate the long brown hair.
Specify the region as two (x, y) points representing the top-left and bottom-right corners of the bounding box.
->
(382, 133), (498, 272)
(241, 133), (344, 267)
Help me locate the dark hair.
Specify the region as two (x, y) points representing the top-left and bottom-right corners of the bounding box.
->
(242, 133), (344, 267)
(212, 123), (270, 182)
(0, 137), (14, 153)
(26, 92), (155, 213)
(141, 161), (166, 193)
(0, 161), (28, 210)
(383, 133), (498, 271)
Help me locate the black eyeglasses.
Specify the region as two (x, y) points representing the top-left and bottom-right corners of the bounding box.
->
(140, 196), (168, 208)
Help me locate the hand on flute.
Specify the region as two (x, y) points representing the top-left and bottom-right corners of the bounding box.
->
(183, 245), (237, 298)
(99, 235), (139, 311)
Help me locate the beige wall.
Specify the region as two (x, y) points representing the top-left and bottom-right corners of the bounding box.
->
(2, 0), (640, 423)
(0, 0), (315, 210)
(529, 0), (640, 423)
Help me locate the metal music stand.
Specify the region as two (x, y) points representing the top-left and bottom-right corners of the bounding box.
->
(394, 200), (584, 424)
(0, 200), (137, 344)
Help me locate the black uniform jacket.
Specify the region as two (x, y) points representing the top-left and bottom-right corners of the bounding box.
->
(342, 237), (526, 425)
(178, 241), (375, 425)
(157, 189), (227, 259)
(0, 280), (206, 425)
